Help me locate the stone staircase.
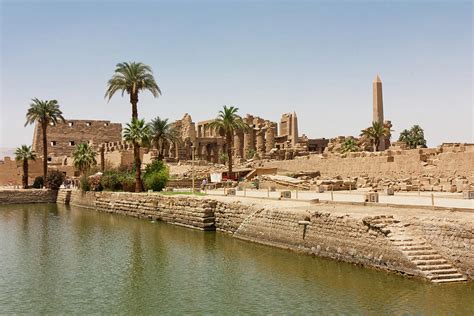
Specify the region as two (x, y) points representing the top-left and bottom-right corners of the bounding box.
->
(386, 222), (467, 283)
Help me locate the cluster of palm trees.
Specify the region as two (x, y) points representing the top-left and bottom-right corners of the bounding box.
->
(398, 125), (427, 149)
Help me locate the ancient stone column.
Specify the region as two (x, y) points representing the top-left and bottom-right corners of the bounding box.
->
(243, 129), (255, 159)
(265, 122), (276, 154)
(256, 129), (265, 158)
(233, 131), (244, 158)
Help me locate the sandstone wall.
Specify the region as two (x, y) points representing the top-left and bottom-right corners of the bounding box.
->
(32, 119), (122, 157)
(263, 147), (474, 179)
(0, 189), (57, 204)
(59, 190), (216, 231)
(409, 218), (474, 279)
(0, 157), (45, 186)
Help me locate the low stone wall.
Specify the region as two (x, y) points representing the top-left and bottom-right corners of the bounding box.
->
(0, 189), (57, 204)
(216, 204), (420, 277)
(60, 190), (216, 231)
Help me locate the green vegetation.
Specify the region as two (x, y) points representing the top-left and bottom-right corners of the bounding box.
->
(142, 159), (169, 192)
(123, 118), (151, 192)
(360, 121), (391, 152)
(32, 176), (44, 189)
(208, 106), (249, 177)
(100, 168), (135, 192)
(246, 148), (256, 159)
(15, 145), (36, 189)
(46, 170), (65, 190)
(105, 62), (161, 120)
(24, 98), (65, 186)
(398, 125), (427, 149)
(340, 138), (359, 153)
(148, 116), (178, 160)
(72, 143), (97, 175)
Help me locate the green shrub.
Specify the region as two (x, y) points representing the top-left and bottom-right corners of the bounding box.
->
(142, 160), (169, 192)
(80, 174), (90, 192)
(32, 176), (44, 189)
(100, 169), (135, 192)
(46, 170), (65, 190)
(101, 172), (122, 191)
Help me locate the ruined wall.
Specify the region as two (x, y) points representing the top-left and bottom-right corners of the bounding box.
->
(263, 147), (474, 179)
(0, 157), (44, 186)
(0, 189), (57, 204)
(32, 119), (122, 157)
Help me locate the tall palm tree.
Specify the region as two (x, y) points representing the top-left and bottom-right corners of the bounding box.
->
(15, 145), (37, 189)
(123, 118), (151, 192)
(399, 125), (426, 149)
(148, 117), (178, 160)
(208, 106), (249, 178)
(72, 143), (97, 175)
(360, 121), (391, 152)
(24, 98), (65, 185)
(105, 62), (161, 120)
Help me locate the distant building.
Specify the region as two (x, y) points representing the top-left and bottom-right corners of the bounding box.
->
(32, 119), (122, 158)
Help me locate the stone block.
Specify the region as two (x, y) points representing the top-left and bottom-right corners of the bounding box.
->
(280, 191), (291, 199)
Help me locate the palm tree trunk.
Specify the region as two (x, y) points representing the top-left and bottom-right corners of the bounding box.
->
(134, 142), (142, 192)
(42, 123), (48, 187)
(23, 159), (28, 189)
(226, 133), (233, 179)
(130, 92), (139, 120)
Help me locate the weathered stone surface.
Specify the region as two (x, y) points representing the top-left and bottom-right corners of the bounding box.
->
(0, 189), (57, 204)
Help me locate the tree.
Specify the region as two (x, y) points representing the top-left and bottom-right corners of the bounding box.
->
(398, 125), (427, 149)
(123, 118), (151, 192)
(360, 121), (391, 152)
(105, 62), (161, 120)
(24, 98), (65, 186)
(340, 138), (359, 153)
(72, 143), (97, 175)
(15, 145), (36, 189)
(208, 106), (249, 178)
(148, 117), (178, 160)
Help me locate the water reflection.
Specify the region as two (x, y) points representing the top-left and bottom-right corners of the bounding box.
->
(0, 204), (473, 314)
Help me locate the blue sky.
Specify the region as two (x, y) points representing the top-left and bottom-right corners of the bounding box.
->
(1, 0), (472, 149)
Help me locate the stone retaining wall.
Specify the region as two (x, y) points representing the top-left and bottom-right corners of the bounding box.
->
(0, 189), (57, 204)
(59, 190), (217, 231)
(408, 218), (474, 279)
(56, 189), (472, 281)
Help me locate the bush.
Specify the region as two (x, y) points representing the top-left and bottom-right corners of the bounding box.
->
(80, 174), (90, 192)
(32, 176), (44, 189)
(101, 172), (122, 191)
(88, 174), (102, 191)
(47, 170), (65, 190)
(142, 160), (169, 192)
(100, 169), (135, 192)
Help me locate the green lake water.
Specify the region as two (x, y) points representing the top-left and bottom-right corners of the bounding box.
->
(0, 203), (473, 314)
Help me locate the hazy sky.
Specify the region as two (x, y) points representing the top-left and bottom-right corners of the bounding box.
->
(1, 0), (472, 149)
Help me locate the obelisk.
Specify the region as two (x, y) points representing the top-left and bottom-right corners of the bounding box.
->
(373, 75), (384, 124)
(373, 75), (385, 150)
